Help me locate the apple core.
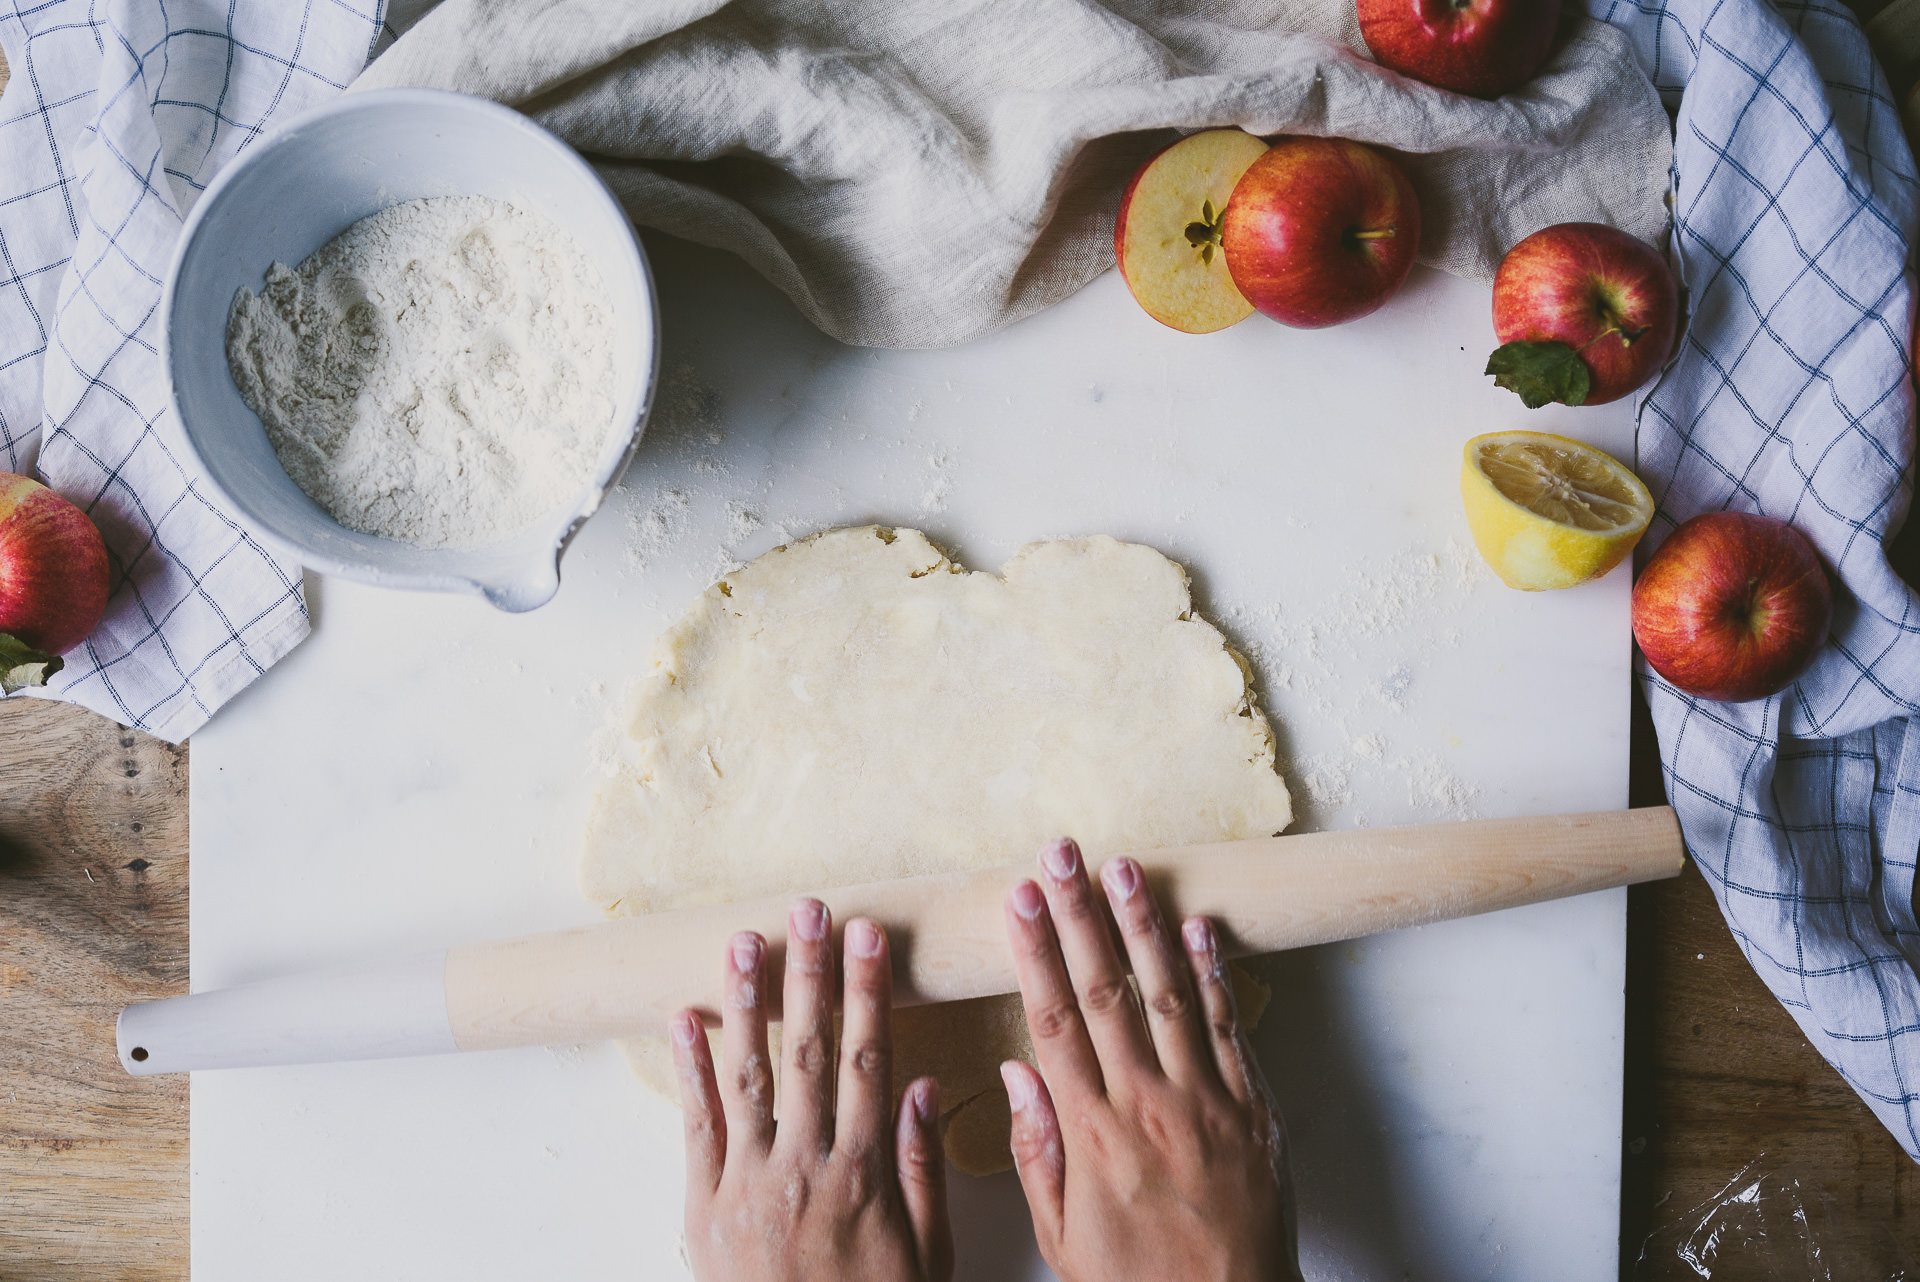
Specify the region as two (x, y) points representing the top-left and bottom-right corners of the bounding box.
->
(1113, 129), (1270, 333)
(1184, 200), (1226, 265)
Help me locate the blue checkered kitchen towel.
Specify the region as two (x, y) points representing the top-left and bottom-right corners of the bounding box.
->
(2, 0), (1918, 1157)
(0, 0), (381, 741)
(1593, 0), (1920, 1161)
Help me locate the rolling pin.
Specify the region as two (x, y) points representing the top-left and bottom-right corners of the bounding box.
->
(116, 807), (1685, 1076)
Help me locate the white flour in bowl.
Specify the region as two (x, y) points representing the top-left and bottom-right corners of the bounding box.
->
(226, 196), (615, 549)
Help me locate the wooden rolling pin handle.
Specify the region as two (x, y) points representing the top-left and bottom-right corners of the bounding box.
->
(113, 808), (1685, 1074)
(441, 806), (1686, 1053)
(116, 951), (455, 1076)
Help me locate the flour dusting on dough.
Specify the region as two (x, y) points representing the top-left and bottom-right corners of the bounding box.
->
(581, 526), (1292, 1174)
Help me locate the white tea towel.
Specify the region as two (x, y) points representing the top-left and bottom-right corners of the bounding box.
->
(0, 0), (382, 741)
(358, 0), (1675, 348)
(1594, 0), (1920, 1159)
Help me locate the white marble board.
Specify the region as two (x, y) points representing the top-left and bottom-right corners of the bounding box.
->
(190, 233), (1634, 1281)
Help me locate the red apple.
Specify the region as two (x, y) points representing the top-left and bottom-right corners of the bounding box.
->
(1487, 222), (1678, 408)
(1631, 512), (1831, 703)
(1114, 129), (1272, 333)
(1358, 0), (1562, 98)
(1219, 137), (1422, 329)
(0, 470), (110, 691)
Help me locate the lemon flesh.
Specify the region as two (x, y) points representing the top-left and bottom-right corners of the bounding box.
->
(1460, 431), (1654, 591)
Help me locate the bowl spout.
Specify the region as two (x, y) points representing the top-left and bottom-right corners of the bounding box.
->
(476, 558), (561, 613)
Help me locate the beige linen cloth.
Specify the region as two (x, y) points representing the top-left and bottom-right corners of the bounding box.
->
(357, 0), (1671, 349)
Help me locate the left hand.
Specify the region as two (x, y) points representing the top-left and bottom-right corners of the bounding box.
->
(672, 900), (955, 1282)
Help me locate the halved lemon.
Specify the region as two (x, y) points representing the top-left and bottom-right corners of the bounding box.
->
(1460, 431), (1654, 591)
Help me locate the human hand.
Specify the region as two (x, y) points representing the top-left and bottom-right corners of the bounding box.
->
(672, 901), (954, 1282)
(1001, 838), (1303, 1282)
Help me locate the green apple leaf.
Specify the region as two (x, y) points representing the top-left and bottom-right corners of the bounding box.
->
(1485, 341), (1592, 409)
(0, 632), (63, 695)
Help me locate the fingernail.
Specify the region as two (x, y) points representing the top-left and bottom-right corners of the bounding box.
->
(1001, 1062), (1035, 1111)
(848, 919), (883, 958)
(791, 899), (828, 941)
(670, 1012), (700, 1048)
(1183, 917), (1214, 953)
(1101, 857), (1140, 901)
(731, 932), (764, 974)
(1010, 879), (1045, 920)
(1041, 837), (1079, 881)
(912, 1077), (939, 1123)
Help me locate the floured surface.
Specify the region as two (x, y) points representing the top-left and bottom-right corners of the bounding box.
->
(585, 525), (1292, 1170)
(191, 243), (1634, 1282)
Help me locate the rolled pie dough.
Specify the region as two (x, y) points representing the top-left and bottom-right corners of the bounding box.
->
(582, 526), (1292, 1173)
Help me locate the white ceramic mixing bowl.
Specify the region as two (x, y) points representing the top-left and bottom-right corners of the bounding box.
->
(163, 88), (656, 612)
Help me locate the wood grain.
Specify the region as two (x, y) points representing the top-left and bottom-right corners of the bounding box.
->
(0, 700), (188, 1281)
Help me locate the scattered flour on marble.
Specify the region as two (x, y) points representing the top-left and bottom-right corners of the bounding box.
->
(724, 501), (762, 543)
(1404, 752), (1480, 817)
(625, 487), (690, 572)
(1219, 536), (1494, 827)
(650, 363), (727, 458)
(617, 360), (959, 590)
(1369, 665), (1414, 713)
(545, 1043), (588, 1068)
(614, 362), (747, 581)
(919, 449), (956, 515)
(689, 501), (763, 583)
(1299, 753), (1355, 811)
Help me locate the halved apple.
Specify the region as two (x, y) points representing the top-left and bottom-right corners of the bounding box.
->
(1115, 129), (1270, 333)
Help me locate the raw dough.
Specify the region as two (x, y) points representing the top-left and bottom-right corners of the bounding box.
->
(583, 526), (1292, 1173)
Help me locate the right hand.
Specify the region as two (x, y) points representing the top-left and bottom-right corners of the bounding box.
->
(1000, 837), (1303, 1282)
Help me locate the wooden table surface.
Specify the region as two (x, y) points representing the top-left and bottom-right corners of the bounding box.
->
(3, 34), (1919, 1282)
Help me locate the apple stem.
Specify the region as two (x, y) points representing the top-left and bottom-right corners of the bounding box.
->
(1580, 316), (1651, 352)
(1351, 228), (1396, 240)
(1581, 297), (1653, 351)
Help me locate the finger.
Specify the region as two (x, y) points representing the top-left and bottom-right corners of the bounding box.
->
(775, 898), (836, 1157)
(1183, 917), (1261, 1111)
(720, 931), (776, 1161)
(1005, 877), (1106, 1099)
(1036, 838), (1155, 1084)
(1183, 923), (1293, 1237)
(895, 1077), (954, 1281)
(1001, 1060), (1065, 1242)
(671, 1009), (726, 1196)
(832, 918), (894, 1156)
(1100, 856), (1211, 1085)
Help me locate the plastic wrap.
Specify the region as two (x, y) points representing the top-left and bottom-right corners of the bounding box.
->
(1631, 1154), (1916, 1280)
